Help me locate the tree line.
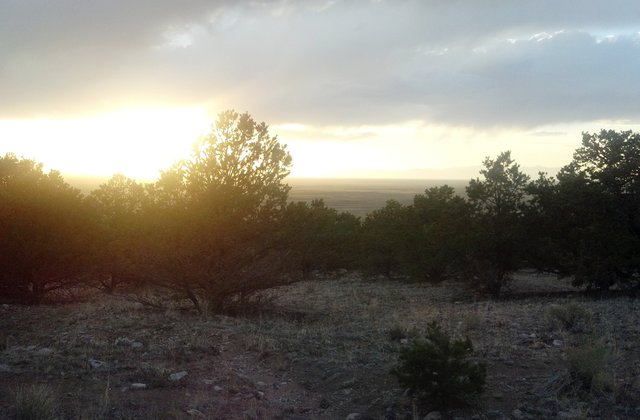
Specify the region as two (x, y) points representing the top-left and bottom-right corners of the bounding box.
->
(1, 111), (639, 310)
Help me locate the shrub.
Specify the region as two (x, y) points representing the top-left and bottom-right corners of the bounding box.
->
(567, 342), (612, 393)
(545, 301), (592, 332)
(12, 384), (57, 420)
(391, 322), (486, 409)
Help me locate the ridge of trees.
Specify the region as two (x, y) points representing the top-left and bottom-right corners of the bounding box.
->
(1, 122), (639, 307)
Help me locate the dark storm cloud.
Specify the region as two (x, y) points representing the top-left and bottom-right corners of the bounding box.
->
(1, 0), (639, 127)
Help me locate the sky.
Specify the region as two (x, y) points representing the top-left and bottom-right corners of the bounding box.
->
(1, 0), (640, 179)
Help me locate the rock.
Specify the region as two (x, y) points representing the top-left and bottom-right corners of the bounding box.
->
(557, 409), (582, 419)
(131, 342), (144, 349)
(255, 381), (267, 389)
(346, 414), (362, 420)
(399, 338), (409, 345)
(254, 390), (265, 400)
(202, 379), (215, 385)
(35, 347), (54, 356)
(169, 371), (188, 381)
(553, 339), (563, 347)
(186, 409), (204, 417)
(512, 409), (524, 419)
(89, 359), (106, 369)
(130, 383), (147, 390)
(114, 337), (134, 346)
(5, 335), (17, 348)
(213, 385), (223, 392)
(423, 411), (442, 420)
(384, 407), (397, 420)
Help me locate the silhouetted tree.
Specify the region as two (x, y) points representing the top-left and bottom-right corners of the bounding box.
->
(361, 200), (414, 277)
(146, 110), (294, 312)
(529, 130), (640, 291)
(0, 154), (91, 303)
(283, 200), (361, 278)
(86, 174), (150, 293)
(411, 185), (470, 282)
(465, 151), (530, 295)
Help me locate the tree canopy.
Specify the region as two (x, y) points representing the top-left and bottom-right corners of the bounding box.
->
(0, 154), (91, 303)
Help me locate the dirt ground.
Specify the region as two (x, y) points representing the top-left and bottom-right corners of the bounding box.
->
(1, 272), (639, 419)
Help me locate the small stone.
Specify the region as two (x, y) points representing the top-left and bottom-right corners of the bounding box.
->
(130, 383), (147, 390)
(512, 409), (524, 419)
(169, 371), (188, 381)
(89, 359), (106, 369)
(186, 409), (204, 417)
(557, 409), (582, 419)
(255, 381), (267, 388)
(399, 338), (409, 345)
(131, 342), (144, 349)
(114, 337), (134, 346)
(553, 339), (563, 347)
(213, 385), (223, 392)
(254, 390), (265, 400)
(35, 347), (54, 356)
(202, 379), (215, 385)
(0, 364), (11, 372)
(346, 414), (362, 420)
(423, 411), (442, 420)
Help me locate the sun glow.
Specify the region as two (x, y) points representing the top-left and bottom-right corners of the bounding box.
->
(0, 107), (212, 180)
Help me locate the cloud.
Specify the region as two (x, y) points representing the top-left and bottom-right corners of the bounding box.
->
(1, 0), (639, 128)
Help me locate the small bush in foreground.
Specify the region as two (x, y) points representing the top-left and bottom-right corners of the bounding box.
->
(545, 301), (592, 332)
(568, 342), (613, 394)
(391, 322), (486, 409)
(13, 384), (57, 420)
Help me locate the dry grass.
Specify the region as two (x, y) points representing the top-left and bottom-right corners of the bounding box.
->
(12, 384), (57, 420)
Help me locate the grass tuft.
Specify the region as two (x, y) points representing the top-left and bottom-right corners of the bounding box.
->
(13, 384), (57, 420)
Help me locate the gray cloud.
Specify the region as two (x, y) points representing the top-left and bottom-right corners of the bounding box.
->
(1, 0), (639, 127)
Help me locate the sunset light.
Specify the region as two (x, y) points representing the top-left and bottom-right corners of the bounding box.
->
(0, 107), (211, 179)
(2, 3), (640, 418)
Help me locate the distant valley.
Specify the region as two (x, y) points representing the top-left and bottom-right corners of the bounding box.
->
(65, 175), (467, 217)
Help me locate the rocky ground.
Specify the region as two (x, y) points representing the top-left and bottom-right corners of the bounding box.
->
(1, 272), (639, 419)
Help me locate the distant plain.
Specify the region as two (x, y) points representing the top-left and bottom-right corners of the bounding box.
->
(67, 175), (469, 217)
